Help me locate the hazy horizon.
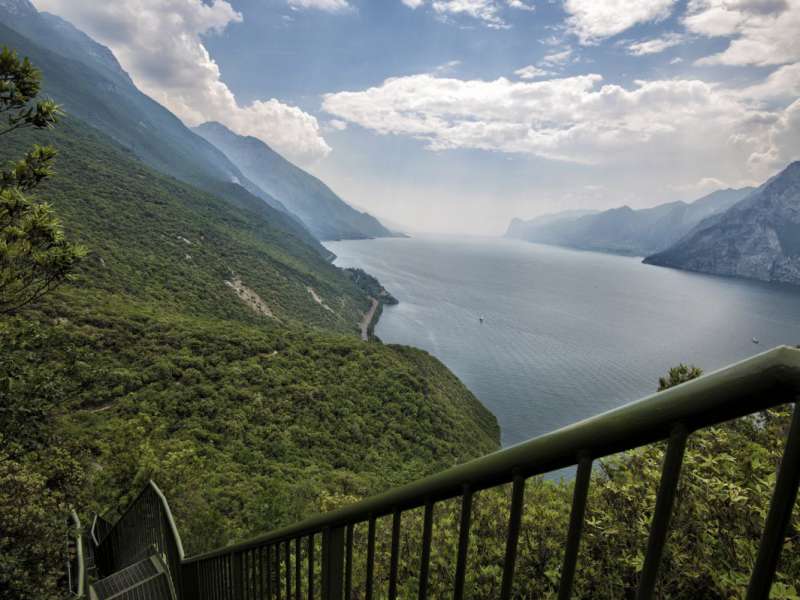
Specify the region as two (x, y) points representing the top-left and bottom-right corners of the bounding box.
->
(31, 0), (800, 235)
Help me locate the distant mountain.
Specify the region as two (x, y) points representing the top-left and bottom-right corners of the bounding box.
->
(194, 121), (395, 241)
(505, 188), (753, 256)
(505, 209), (598, 239)
(645, 162), (800, 286)
(0, 2), (302, 222)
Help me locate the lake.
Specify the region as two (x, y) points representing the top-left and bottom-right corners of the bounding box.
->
(326, 236), (800, 448)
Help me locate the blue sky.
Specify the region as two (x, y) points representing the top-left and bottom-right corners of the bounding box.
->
(31, 0), (800, 233)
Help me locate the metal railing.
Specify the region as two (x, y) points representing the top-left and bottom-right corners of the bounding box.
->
(99, 346), (800, 600)
(95, 481), (185, 599)
(66, 510), (86, 598)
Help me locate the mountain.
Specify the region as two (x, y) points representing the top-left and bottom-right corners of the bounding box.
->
(194, 121), (395, 241)
(0, 3), (302, 223)
(2, 106), (500, 555)
(505, 188), (753, 256)
(644, 162), (800, 285)
(505, 209), (598, 239)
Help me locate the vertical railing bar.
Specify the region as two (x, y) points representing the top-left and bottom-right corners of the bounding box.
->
(285, 540), (291, 600)
(295, 538), (302, 600)
(260, 546), (266, 600)
(418, 499), (434, 600)
(267, 546), (273, 600)
(453, 485), (473, 600)
(308, 535), (315, 600)
(365, 517), (376, 600)
(275, 542), (282, 600)
(345, 524), (354, 599)
(388, 509), (402, 600)
(746, 403), (800, 600)
(558, 455), (594, 600)
(499, 471), (526, 600)
(635, 423), (689, 600)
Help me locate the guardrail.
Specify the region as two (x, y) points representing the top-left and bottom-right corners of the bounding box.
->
(66, 510), (86, 598)
(98, 346), (800, 600)
(94, 481), (185, 599)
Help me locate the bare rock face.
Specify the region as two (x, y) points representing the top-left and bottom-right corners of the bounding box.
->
(644, 161), (800, 286)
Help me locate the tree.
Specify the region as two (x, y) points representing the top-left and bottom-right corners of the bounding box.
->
(0, 46), (85, 315)
(658, 363), (703, 391)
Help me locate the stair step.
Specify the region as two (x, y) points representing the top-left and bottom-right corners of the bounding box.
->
(89, 555), (175, 600)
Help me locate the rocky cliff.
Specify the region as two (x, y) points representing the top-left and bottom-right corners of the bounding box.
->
(644, 162), (800, 285)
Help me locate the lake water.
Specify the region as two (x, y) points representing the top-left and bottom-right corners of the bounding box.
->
(326, 236), (800, 448)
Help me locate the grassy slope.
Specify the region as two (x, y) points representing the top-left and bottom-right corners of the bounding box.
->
(1, 116), (500, 553)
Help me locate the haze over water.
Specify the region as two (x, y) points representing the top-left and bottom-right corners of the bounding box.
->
(327, 236), (800, 447)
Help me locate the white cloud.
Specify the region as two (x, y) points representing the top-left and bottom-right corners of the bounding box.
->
(321, 71), (795, 178)
(31, 0), (331, 164)
(400, 0), (519, 27)
(514, 65), (552, 79)
(627, 33), (686, 56)
(287, 0), (352, 12)
(507, 0), (535, 10)
(540, 48), (573, 66)
(564, 0), (677, 44)
(686, 0), (800, 66)
(432, 0), (508, 28)
(328, 119), (349, 130)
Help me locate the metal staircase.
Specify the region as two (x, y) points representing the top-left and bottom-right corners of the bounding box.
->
(89, 555), (176, 600)
(66, 346), (800, 600)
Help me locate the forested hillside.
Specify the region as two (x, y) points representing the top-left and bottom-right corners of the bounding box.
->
(0, 68), (499, 598)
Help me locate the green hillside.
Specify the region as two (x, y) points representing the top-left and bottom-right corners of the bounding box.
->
(1, 111), (500, 564)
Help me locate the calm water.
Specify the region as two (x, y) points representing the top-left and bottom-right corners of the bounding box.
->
(326, 236), (800, 448)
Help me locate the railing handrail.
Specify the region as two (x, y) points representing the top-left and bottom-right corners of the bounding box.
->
(67, 509), (85, 598)
(149, 480), (185, 560)
(183, 344), (800, 563)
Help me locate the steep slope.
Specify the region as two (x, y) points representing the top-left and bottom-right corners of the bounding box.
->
(644, 162), (800, 285)
(1, 117), (367, 330)
(0, 5), (297, 220)
(2, 112), (500, 552)
(505, 188), (753, 256)
(194, 121), (395, 241)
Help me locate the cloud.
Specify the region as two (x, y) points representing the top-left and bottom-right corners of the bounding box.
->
(287, 0), (352, 12)
(627, 33), (686, 55)
(686, 0), (799, 66)
(31, 0), (331, 164)
(540, 48), (574, 66)
(321, 71), (795, 177)
(431, 0), (508, 28)
(507, 0), (535, 10)
(564, 0), (677, 44)
(514, 65), (552, 79)
(400, 0), (525, 27)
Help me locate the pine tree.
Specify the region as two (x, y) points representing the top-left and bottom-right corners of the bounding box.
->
(0, 46), (85, 314)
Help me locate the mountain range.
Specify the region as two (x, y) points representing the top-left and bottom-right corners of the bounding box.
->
(0, 0), (499, 559)
(505, 187), (754, 257)
(645, 161), (800, 286)
(193, 121), (395, 241)
(0, 0), (392, 244)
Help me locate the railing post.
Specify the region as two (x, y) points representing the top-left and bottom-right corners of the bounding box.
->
(746, 403), (800, 600)
(321, 526), (345, 600)
(233, 551), (243, 600)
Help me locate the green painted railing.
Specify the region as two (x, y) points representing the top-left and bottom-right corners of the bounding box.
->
(66, 510), (86, 598)
(94, 346), (800, 599)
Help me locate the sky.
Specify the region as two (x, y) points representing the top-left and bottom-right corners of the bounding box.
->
(30, 0), (800, 234)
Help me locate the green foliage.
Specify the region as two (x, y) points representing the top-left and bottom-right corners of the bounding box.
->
(346, 268), (398, 305)
(0, 46), (60, 136)
(658, 363), (704, 391)
(0, 47), (84, 315)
